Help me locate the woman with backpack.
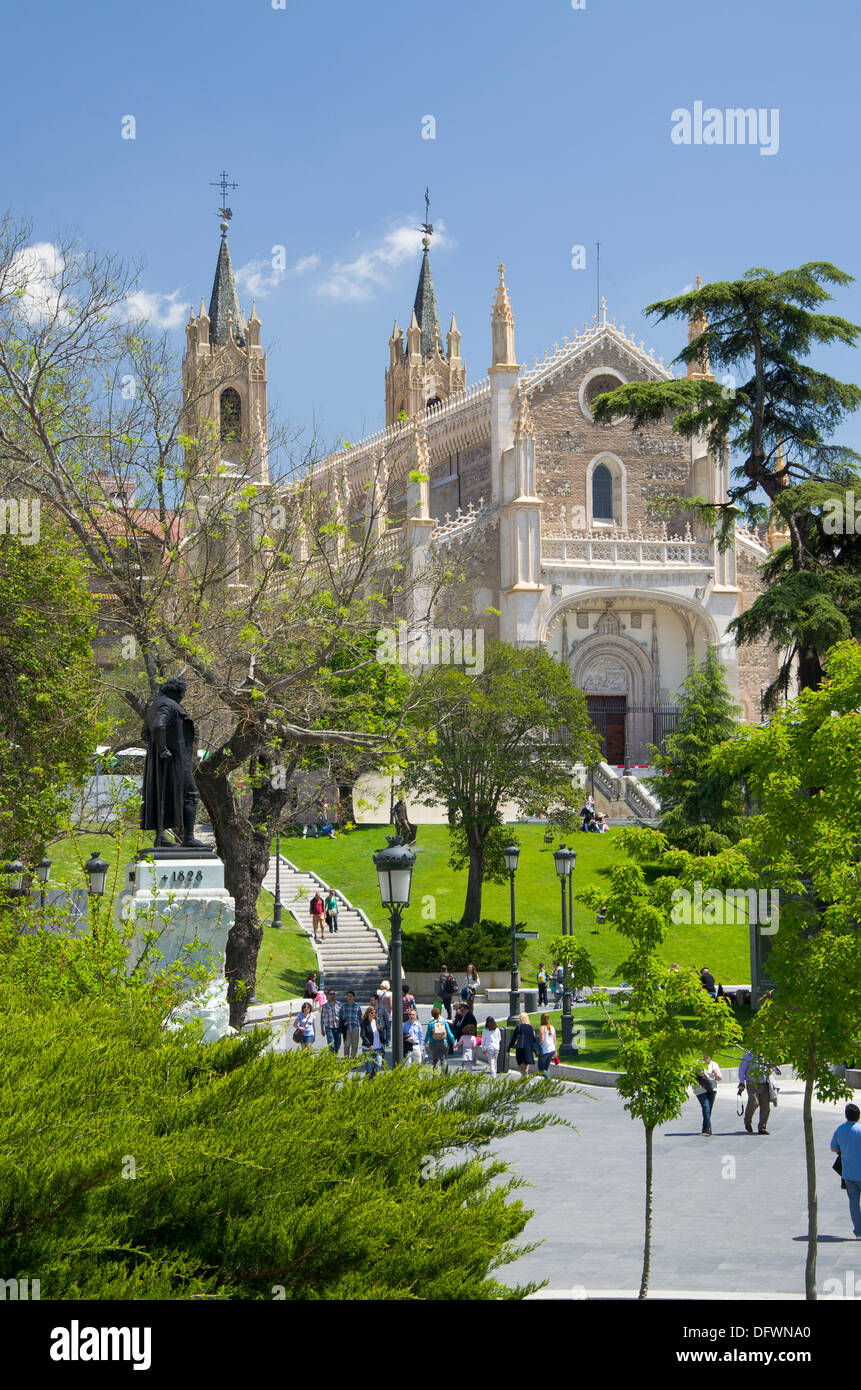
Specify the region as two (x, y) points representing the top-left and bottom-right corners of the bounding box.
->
(309, 891), (326, 944)
(509, 1012), (537, 1077)
(425, 1007), (455, 1072)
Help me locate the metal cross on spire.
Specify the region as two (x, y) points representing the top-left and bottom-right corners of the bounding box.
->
(211, 170), (238, 221)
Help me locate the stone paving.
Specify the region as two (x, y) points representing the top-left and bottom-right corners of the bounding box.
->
(491, 1078), (861, 1299)
(256, 998), (859, 1299)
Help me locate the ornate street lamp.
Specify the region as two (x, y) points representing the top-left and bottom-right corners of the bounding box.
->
(83, 850), (109, 897)
(504, 843), (521, 1025)
(271, 826), (283, 929)
(554, 845), (577, 1057)
(372, 844), (416, 1067)
(36, 856), (51, 911)
(3, 857), (26, 898)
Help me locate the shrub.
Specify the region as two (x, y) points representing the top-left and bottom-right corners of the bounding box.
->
(0, 982), (566, 1299)
(402, 919), (518, 972)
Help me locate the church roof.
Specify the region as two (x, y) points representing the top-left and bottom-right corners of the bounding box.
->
(412, 241), (442, 358)
(208, 226), (245, 346)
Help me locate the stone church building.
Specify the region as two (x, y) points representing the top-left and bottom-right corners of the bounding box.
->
(181, 220), (780, 782)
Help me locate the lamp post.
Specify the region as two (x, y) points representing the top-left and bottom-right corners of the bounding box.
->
(372, 844), (416, 1068)
(36, 856), (51, 911)
(554, 845), (576, 1057)
(83, 850), (109, 897)
(504, 843), (521, 1025)
(271, 826), (283, 929)
(3, 857), (25, 901)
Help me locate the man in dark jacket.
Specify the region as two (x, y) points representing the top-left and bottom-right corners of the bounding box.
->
(141, 676), (206, 847)
(437, 965), (456, 1020)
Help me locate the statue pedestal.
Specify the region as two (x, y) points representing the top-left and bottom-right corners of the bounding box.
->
(116, 851), (236, 1041)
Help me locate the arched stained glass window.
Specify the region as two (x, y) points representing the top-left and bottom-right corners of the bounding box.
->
(592, 462), (613, 520)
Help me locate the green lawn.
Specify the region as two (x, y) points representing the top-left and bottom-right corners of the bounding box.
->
(523, 1001), (752, 1071)
(281, 824), (752, 986)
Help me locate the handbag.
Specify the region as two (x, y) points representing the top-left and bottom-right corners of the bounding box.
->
(767, 1076), (779, 1106)
(292, 1027), (304, 1044)
(833, 1152), (847, 1189)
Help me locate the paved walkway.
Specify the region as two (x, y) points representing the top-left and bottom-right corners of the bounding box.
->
(492, 1078), (860, 1299)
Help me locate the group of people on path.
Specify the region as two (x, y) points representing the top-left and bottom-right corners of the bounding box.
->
(307, 889), (340, 946)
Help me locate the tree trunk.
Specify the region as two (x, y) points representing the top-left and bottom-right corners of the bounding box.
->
(639, 1124), (654, 1300)
(196, 769), (273, 1030)
(797, 642), (824, 694)
(462, 831), (485, 926)
(336, 778), (356, 827)
(803, 1042), (819, 1301)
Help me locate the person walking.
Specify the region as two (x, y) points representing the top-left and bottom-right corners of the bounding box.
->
(509, 1012), (537, 1077)
(292, 1001), (316, 1050)
(403, 1007), (424, 1065)
(321, 989), (345, 1053)
(537, 963), (549, 1008)
(436, 965), (457, 1020)
(553, 962), (565, 1006)
(401, 983), (416, 1021)
(480, 1017), (502, 1076)
(376, 980), (393, 1024)
(830, 1102), (861, 1238)
(360, 1004), (389, 1077)
(309, 891), (326, 944)
(454, 1023), (480, 1067)
(537, 1013), (557, 1074)
(324, 890), (339, 933)
(425, 1007), (455, 1072)
(738, 1049), (781, 1134)
(342, 989), (362, 1059)
(693, 1053), (723, 1134)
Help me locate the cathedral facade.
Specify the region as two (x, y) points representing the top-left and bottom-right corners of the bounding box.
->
(182, 223), (779, 772)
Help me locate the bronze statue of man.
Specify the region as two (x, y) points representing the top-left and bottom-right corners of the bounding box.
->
(141, 676), (207, 848)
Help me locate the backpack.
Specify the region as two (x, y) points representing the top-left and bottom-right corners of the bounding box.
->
(432, 1017), (446, 1040)
(445, 974), (458, 994)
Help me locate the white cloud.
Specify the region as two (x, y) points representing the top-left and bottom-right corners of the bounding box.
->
(124, 287), (189, 330)
(4, 242), (70, 324)
(315, 220), (448, 303)
(235, 257), (285, 298)
(292, 254), (320, 276)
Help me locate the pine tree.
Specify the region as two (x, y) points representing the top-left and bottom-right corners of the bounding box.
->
(648, 647), (745, 851)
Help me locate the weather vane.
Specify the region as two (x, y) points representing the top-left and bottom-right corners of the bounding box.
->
(211, 170), (238, 221)
(419, 187), (433, 239)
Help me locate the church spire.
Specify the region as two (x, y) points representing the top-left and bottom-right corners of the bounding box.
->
(686, 274), (711, 378)
(412, 236), (443, 359)
(208, 220), (245, 347)
(491, 263), (516, 367)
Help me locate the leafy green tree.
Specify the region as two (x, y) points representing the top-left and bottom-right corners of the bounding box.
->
(303, 633), (413, 825)
(719, 638), (861, 1299)
(591, 264), (861, 697)
(400, 641), (599, 925)
(578, 855), (742, 1298)
(0, 519), (107, 864)
(647, 646), (746, 852)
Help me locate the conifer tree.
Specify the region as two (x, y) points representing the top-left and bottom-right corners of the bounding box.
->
(591, 264), (861, 698)
(647, 647), (745, 851)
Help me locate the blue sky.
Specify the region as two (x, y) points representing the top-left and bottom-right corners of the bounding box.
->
(4, 0), (861, 451)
